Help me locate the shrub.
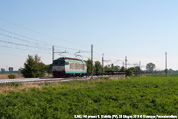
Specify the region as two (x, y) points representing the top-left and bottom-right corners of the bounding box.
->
(126, 68), (133, 77)
(21, 55), (45, 78)
(8, 73), (16, 79)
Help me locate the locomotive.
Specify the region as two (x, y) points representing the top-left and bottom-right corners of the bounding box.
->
(52, 57), (87, 78)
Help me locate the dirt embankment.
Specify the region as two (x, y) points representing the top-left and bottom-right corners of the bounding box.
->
(0, 74), (23, 79)
(0, 74), (52, 79)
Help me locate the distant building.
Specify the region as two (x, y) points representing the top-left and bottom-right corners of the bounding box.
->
(9, 67), (13, 72)
(1, 68), (5, 73)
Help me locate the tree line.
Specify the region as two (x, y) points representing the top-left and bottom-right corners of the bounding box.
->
(85, 59), (121, 75)
(21, 55), (157, 78)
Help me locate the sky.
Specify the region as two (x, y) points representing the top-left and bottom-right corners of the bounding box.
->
(0, 0), (178, 70)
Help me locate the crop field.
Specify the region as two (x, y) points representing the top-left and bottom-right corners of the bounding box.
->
(0, 74), (178, 118)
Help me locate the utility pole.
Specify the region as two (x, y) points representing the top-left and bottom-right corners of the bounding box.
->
(52, 46), (54, 63)
(52, 46), (67, 62)
(139, 61), (141, 74)
(165, 52), (167, 77)
(91, 44), (93, 79)
(125, 56), (127, 69)
(102, 53), (104, 76)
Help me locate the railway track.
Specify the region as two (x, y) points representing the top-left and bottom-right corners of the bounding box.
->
(0, 75), (125, 84)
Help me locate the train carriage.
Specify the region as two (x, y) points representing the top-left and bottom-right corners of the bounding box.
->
(52, 57), (87, 78)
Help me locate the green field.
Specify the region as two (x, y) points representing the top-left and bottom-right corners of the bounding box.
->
(0, 74), (178, 118)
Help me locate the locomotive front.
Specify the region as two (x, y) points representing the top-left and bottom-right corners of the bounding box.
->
(52, 57), (87, 78)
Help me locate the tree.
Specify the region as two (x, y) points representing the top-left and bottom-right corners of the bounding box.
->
(38, 62), (45, 77)
(45, 64), (52, 75)
(120, 66), (126, 72)
(94, 61), (102, 74)
(21, 55), (45, 78)
(104, 65), (112, 72)
(168, 69), (174, 73)
(126, 67), (135, 77)
(111, 64), (120, 71)
(135, 66), (141, 72)
(164, 69), (168, 74)
(85, 59), (93, 74)
(113, 65), (120, 71)
(126, 69), (133, 77)
(146, 63), (156, 73)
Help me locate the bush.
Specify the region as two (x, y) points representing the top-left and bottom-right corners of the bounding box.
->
(8, 73), (16, 79)
(126, 68), (133, 77)
(21, 55), (45, 78)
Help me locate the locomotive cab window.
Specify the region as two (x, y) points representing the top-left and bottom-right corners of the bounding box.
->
(53, 60), (59, 65)
(59, 60), (65, 66)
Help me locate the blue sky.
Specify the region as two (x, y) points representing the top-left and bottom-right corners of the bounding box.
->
(0, 0), (178, 70)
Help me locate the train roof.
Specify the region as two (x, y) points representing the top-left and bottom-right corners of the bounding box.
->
(55, 57), (83, 61)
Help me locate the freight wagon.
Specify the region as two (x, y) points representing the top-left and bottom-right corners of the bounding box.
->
(52, 57), (87, 78)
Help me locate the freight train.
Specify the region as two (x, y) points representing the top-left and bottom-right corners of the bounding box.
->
(52, 57), (87, 78)
(52, 57), (146, 78)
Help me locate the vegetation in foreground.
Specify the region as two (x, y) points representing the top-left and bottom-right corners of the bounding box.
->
(0, 74), (178, 118)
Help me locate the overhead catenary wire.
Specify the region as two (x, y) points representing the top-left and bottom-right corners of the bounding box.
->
(94, 46), (121, 58)
(0, 19), (90, 48)
(0, 39), (51, 51)
(0, 33), (51, 50)
(94, 46), (126, 65)
(0, 52), (24, 57)
(0, 19), (92, 63)
(0, 28), (52, 46)
(0, 28), (91, 52)
(0, 32), (91, 56)
(0, 19), (146, 69)
(94, 46), (144, 68)
(0, 45), (51, 55)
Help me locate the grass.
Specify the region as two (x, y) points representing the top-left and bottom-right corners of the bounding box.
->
(0, 84), (42, 93)
(0, 74), (178, 118)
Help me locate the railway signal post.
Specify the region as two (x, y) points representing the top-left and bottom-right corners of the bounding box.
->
(52, 46), (54, 63)
(165, 52), (167, 77)
(91, 44), (93, 79)
(125, 56), (127, 69)
(102, 53), (104, 76)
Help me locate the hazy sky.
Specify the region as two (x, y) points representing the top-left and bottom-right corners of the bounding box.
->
(0, 0), (178, 70)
